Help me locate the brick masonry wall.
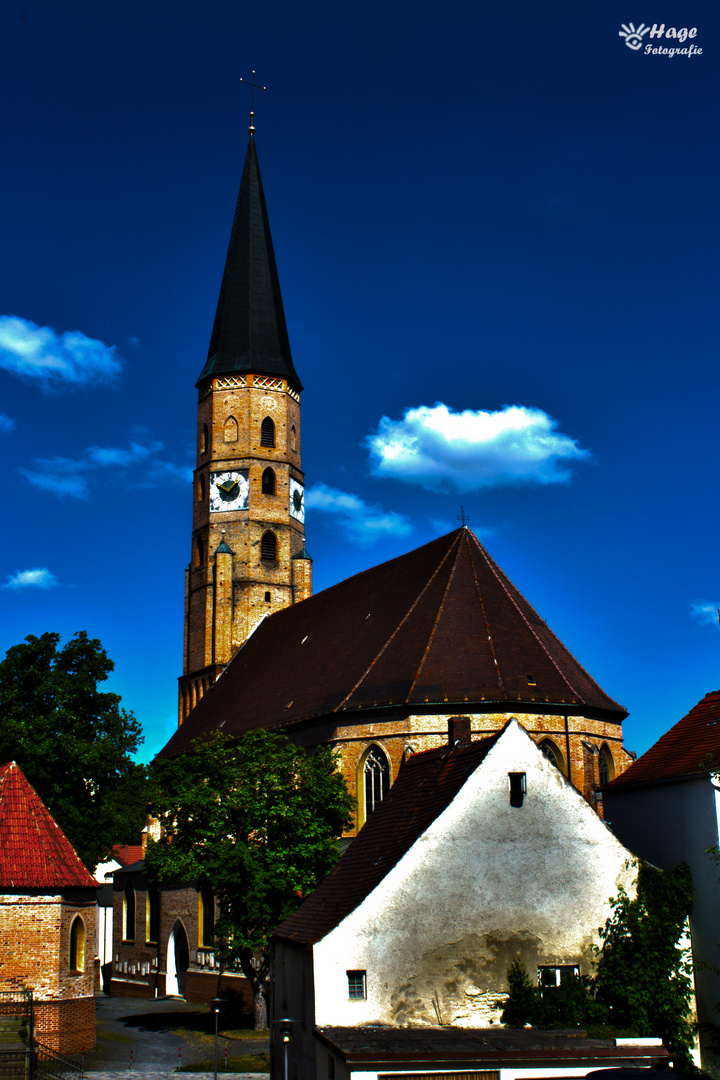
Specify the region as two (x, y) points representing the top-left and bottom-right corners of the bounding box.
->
(111, 872), (250, 1007)
(291, 709), (634, 831)
(0, 891), (96, 1053)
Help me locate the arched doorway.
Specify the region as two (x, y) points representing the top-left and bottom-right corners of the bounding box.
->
(166, 920), (189, 997)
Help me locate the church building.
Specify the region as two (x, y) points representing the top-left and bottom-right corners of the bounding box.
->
(167, 123), (636, 826)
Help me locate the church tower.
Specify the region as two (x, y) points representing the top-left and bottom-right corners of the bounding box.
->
(179, 128), (311, 723)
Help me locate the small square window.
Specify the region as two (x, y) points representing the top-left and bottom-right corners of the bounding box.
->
(347, 970), (367, 1000)
(538, 964), (579, 989)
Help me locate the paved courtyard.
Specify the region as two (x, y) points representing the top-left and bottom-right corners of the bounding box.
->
(83, 995), (270, 1078)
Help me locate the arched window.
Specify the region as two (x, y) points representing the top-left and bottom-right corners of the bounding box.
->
(224, 416), (238, 443)
(200, 423), (208, 455)
(199, 886), (215, 948)
(261, 531), (277, 561)
(260, 416), (275, 447)
(364, 746), (390, 821)
(195, 536), (204, 567)
(123, 881), (135, 942)
(197, 474), (205, 502)
(69, 916), (86, 972)
(539, 739), (567, 776)
(262, 467), (276, 495)
(599, 745), (614, 786)
(146, 885), (160, 944)
(290, 425), (297, 452)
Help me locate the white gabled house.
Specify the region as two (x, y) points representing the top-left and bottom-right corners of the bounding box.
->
(272, 721), (664, 1080)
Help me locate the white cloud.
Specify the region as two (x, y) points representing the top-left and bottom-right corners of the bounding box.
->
(2, 567), (58, 590)
(0, 412), (14, 432)
(367, 402), (591, 492)
(20, 438), (190, 499)
(0, 315), (122, 388)
(86, 441), (161, 467)
(691, 602), (720, 627)
(306, 483), (413, 546)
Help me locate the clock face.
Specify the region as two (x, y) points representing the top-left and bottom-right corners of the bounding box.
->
(209, 470), (249, 513)
(289, 478), (305, 523)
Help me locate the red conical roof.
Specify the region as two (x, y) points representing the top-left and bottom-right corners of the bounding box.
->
(0, 762), (97, 889)
(161, 528), (624, 759)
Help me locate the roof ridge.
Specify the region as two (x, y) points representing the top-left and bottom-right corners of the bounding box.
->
(406, 531), (465, 701)
(467, 531), (585, 703)
(466, 529), (506, 699)
(334, 532), (463, 711)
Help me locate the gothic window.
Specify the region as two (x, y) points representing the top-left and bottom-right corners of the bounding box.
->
(195, 536), (205, 566)
(599, 745), (614, 786)
(539, 739), (567, 776)
(199, 886), (215, 948)
(69, 916), (86, 972)
(364, 746), (390, 820)
(197, 474), (206, 502)
(261, 531), (277, 561)
(224, 415), (238, 443)
(200, 423), (208, 455)
(290, 425), (297, 452)
(261, 416), (275, 447)
(262, 467), (276, 495)
(123, 881), (135, 942)
(146, 885), (160, 944)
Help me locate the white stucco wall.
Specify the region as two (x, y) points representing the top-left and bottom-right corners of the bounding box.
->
(313, 721), (638, 1028)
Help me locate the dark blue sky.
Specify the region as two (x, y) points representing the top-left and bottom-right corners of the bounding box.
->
(1, 0), (717, 761)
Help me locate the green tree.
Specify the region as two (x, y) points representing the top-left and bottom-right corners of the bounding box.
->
(0, 631), (148, 869)
(145, 729), (355, 1028)
(595, 863), (695, 1062)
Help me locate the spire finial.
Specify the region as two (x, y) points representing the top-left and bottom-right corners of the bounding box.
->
(239, 70), (267, 134)
(457, 505), (471, 527)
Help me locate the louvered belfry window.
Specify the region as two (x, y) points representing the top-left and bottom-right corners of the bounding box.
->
(261, 531), (277, 561)
(260, 416), (275, 447)
(364, 747), (390, 819)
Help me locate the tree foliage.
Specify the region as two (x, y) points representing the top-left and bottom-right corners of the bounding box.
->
(501, 864), (695, 1066)
(145, 729), (355, 1028)
(0, 631), (148, 870)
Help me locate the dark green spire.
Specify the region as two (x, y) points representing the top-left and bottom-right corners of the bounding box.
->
(197, 136), (302, 389)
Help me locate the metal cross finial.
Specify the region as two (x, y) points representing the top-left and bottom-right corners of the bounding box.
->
(457, 505), (471, 527)
(239, 70), (267, 134)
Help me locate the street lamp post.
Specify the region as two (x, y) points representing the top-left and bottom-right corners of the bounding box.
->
(210, 998), (224, 1080)
(275, 1018), (294, 1080)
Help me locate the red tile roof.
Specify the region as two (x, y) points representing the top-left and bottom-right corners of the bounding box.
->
(161, 529), (625, 759)
(274, 736), (499, 945)
(0, 762), (97, 889)
(608, 689), (720, 787)
(112, 844), (143, 866)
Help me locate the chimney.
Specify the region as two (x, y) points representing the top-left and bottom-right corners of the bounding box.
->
(448, 715), (472, 747)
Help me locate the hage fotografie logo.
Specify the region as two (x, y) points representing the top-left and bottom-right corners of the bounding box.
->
(619, 22), (702, 57)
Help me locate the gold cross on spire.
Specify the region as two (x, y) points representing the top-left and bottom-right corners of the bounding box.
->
(239, 70), (267, 134)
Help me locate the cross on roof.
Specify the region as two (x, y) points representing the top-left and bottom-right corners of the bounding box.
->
(239, 70), (267, 133)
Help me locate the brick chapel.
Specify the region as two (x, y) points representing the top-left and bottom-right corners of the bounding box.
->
(0, 762), (97, 1053)
(112, 121), (635, 1003)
